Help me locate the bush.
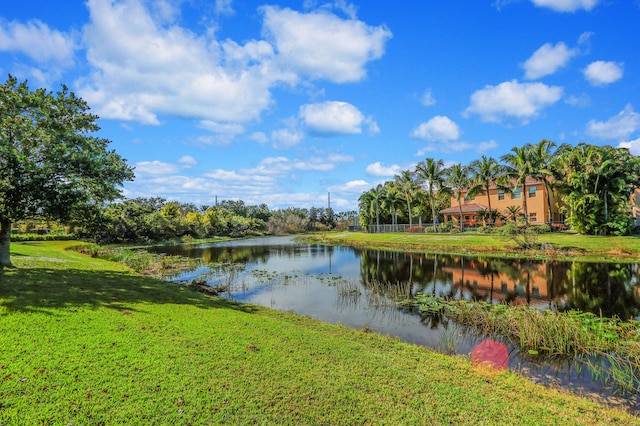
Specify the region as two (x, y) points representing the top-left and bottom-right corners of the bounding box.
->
(476, 226), (493, 234)
(530, 224), (551, 234)
(405, 226), (425, 233)
(10, 233), (76, 242)
(437, 221), (455, 233)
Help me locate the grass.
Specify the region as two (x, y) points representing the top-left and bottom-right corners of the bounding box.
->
(303, 231), (640, 262)
(0, 241), (638, 424)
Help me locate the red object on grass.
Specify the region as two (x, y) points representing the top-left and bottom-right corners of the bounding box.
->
(470, 339), (509, 370)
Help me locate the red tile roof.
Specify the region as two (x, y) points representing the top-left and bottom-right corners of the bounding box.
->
(440, 203), (488, 214)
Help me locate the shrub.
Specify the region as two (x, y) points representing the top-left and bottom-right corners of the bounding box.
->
(437, 221), (455, 233)
(405, 226), (425, 233)
(476, 226), (493, 234)
(530, 224), (551, 234)
(10, 233), (76, 242)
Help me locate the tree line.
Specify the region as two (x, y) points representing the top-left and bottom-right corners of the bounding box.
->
(71, 198), (338, 244)
(359, 139), (640, 236)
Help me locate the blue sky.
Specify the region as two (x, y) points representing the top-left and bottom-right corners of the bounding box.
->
(1, 0), (639, 211)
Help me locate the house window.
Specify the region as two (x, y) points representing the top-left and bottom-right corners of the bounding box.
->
(498, 190), (505, 200)
(529, 186), (537, 198)
(529, 212), (537, 222)
(511, 188), (521, 199)
(464, 215), (470, 221)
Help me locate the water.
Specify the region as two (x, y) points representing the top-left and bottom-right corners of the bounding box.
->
(153, 236), (640, 412)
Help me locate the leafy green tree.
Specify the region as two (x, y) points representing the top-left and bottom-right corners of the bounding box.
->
(500, 145), (536, 226)
(446, 164), (470, 231)
(555, 144), (640, 235)
(468, 155), (502, 226)
(0, 76), (134, 267)
(415, 158), (448, 231)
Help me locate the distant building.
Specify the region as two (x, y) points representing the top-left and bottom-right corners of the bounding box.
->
(440, 177), (564, 227)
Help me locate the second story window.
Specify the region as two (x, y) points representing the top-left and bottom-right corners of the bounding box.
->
(498, 190), (505, 200)
(529, 186), (537, 198)
(512, 188), (521, 199)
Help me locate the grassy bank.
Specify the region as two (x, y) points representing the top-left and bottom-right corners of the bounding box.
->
(1, 242), (637, 424)
(303, 231), (640, 262)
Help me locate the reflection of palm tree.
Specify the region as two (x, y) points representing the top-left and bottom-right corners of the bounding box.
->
(476, 257), (500, 303)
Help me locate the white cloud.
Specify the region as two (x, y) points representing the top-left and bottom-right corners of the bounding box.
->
(80, 0), (281, 126)
(416, 141), (474, 156)
(464, 80), (563, 124)
(411, 116), (461, 142)
(583, 61), (623, 86)
(76, 0), (390, 144)
(522, 42), (577, 80)
(530, 0), (599, 12)
(250, 132), (269, 144)
(198, 121), (246, 143)
(178, 155), (198, 167)
(261, 5), (392, 83)
(215, 0), (235, 16)
(328, 180), (371, 194)
(271, 128), (305, 149)
(565, 93), (590, 107)
(619, 138), (640, 156)
(586, 104), (640, 140)
(365, 162), (402, 177)
(476, 140), (499, 152)
(0, 19), (77, 66)
(299, 101), (365, 136)
(252, 154), (352, 175)
(134, 160), (179, 176)
(421, 89), (436, 106)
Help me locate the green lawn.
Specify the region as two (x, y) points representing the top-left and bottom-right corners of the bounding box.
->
(0, 241), (637, 424)
(305, 231), (640, 262)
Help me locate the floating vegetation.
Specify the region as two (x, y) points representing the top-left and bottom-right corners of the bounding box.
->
(75, 244), (201, 277)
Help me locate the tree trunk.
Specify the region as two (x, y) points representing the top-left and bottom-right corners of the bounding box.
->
(0, 218), (13, 268)
(522, 183), (529, 226)
(486, 191), (493, 226)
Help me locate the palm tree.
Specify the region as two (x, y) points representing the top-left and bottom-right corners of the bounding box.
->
(381, 182), (404, 228)
(415, 158), (448, 232)
(504, 205), (522, 223)
(358, 190), (374, 228)
(369, 184), (384, 230)
(468, 155), (502, 226)
(501, 145), (535, 226)
(530, 139), (558, 224)
(394, 170), (420, 229)
(446, 163), (470, 232)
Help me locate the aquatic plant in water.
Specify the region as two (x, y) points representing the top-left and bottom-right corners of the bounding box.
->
(401, 293), (640, 394)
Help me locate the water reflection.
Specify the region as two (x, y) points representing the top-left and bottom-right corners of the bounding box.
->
(355, 249), (640, 320)
(153, 236), (640, 411)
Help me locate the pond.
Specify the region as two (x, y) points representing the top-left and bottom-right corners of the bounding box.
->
(152, 236), (640, 412)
